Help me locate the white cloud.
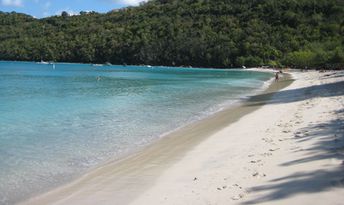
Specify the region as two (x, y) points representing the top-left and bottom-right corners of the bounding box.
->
(109, 0), (147, 6)
(55, 8), (79, 16)
(1, 0), (23, 7)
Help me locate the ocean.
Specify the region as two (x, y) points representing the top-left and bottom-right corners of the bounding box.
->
(0, 61), (272, 204)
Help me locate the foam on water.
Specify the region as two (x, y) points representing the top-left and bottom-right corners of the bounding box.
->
(0, 61), (272, 204)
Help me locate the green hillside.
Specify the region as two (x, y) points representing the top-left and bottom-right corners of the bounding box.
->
(0, 0), (343, 68)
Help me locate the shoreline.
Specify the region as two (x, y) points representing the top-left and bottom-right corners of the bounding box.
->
(20, 70), (344, 205)
(0, 60), (278, 71)
(19, 71), (291, 205)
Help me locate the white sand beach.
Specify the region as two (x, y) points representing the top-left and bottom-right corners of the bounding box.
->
(21, 70), (344, 205)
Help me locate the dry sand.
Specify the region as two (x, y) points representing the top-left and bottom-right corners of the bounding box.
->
(21, 70), (344, 205)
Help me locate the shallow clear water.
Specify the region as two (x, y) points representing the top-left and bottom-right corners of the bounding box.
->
(0, 61), (272, 204)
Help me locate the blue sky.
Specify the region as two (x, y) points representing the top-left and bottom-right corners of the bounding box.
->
(0, 0), (147, 18)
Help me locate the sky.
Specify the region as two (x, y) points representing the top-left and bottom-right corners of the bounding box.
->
(0, 0), (147, 18)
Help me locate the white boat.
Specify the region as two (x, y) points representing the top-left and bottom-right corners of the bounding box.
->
(92, 64), (103, 67)
(38, 60), (49, 64)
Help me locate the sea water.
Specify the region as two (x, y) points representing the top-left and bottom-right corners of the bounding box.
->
(0, 61), (272, 204)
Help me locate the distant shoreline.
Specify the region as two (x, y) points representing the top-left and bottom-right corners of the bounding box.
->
(0, 59), (256, 70)
(2, 60), (342, 72)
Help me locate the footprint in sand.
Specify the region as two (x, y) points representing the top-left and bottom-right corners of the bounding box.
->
(279, 137), (292, 141)
(217, 185), (228, 191)
(231, 185), (248, 200)
(231, 193), (245, 200)
(252, 172), (266, 178)
(294, 132), (306, 138)
(260, 152), (273, 157)
(262, 138), (273, 143)
(250, 159), (262, 164)
(269, 148), (280, 152)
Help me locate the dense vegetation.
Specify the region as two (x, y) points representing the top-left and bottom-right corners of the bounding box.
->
(0, 0), (343, 69)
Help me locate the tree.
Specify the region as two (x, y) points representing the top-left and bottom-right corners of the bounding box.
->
(61, 11), (69, 18)
(0, 0), (342, 69)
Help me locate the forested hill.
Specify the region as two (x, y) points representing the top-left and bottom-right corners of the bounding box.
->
(0, 0), (343, 69)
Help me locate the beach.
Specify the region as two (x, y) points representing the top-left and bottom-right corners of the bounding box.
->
(21, 70), (344, 205)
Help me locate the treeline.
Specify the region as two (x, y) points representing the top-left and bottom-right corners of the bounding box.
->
(0, 0), (343, 69)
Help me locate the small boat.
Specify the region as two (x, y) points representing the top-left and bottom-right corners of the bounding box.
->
(92, 64), (103, 67)
(38, 60), (49, 64)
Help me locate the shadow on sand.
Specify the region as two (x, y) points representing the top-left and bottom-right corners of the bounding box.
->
(242, 75), (344, 204)
(248, 80), (344, 106)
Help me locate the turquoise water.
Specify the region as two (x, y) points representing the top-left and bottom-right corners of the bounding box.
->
(0, 61), (272, 204)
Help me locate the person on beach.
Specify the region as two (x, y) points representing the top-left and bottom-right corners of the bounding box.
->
(275, 72), (279, 81)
